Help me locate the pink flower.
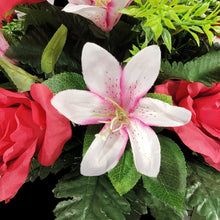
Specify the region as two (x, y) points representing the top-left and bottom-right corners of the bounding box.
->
(155, 80), (220, 171)
(0, 32), (16, 64)
(51, 43), (191, 177)
(0, 84), (72, 202)
(62, 0), (133, 31)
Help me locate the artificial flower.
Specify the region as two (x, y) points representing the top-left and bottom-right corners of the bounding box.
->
(62, 0), (133, 31)
(51, 43), (191, 177)
(0, 32), (17, 64)
(0, 84), (71, 202)
(0, 0), (47, 22)
(155, 80), (220, 171)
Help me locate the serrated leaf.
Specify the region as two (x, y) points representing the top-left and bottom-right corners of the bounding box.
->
(108, 146), (141, 196)
(41, 24), (68, 75)
(185, 160), (220, 220)
(0, 57), (42, 92)
(142, 135), (187, 211)
(83, 125), (141, 196)
(53, 174), (131, 220)
(145, 190), (188, 220)
(124, 186), (148, 220)
(43, 72), (87, 93)
(161, 28), (172, 52)
(161, 50), (220, 86)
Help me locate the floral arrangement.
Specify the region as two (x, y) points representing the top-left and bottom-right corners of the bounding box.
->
(0, 0), (220, 219)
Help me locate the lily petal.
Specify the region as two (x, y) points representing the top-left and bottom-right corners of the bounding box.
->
(51, 89), (114, 125)
(68, 0), (91, 4)
(62, 4), (108, 30)
(131, 97), (192, 127)
(82, 43), (122, 104)
(107, 0), (133, 30)
(127, 119), (161, 177)
(121, 45), (161, 111)
(80, 125), (128, 176)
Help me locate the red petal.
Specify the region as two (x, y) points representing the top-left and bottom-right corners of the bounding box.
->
(0, 139), (37, 202)
(30, 84), (72, 166)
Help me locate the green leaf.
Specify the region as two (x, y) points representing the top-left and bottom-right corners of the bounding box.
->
(146, 93), (173, 105)
(0, 57), (42, 92)
(184, 160), (220, 220)
(43, 72), (87, 93)
(41, 24), (68, 75)
(172, 5), (190, 13)
(108, 146), (141, 196)
(161, 28), (172, 52)
(145, 190), (188, 220)
(53, 174), (131, 220)
(83, 124), (103, 156)
(124, 186), (148, 220)
(163, 18), (176, 30)
(193, 3), (209, 17)
(202, 25), (214, 45)
(161, 50), (220, 86)
(83, 125), (141, 196)
(27, 141), (79, 182)
(142, 135), (187, 211)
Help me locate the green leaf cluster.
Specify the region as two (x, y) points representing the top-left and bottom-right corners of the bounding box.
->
(184, 160), (220, 220)
(161, 49), (220, 86)
(121, 0), (220, 51)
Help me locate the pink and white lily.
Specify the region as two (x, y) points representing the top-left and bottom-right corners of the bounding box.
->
(62, 0), (133, 31)
(51, 43), (191, 177)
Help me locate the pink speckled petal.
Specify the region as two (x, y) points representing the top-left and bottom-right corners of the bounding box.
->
(107, 0), (133, 30)
(51, 89), (114, 125)
(62, 4), (107, 30)
(131, 97), (191, 127)
(121, 45), (161, 112)
(80, 125), (128, 176)
(82, 43), (122, 104)
(127, 119), (161, 177)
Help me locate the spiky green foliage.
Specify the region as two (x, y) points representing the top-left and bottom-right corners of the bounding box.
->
(121, 0), (220, 51)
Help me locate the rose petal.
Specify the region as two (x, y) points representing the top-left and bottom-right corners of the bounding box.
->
(0, 139), (37, 202)
(82, 42), (122, 104)
(131, 97), (191, 127)
(127, 119), (161, 177)
(31, 84), (72, 166)
(174, 121), (220, 166)
(121, 45), (161, 111)
(80, 125), (128, 176)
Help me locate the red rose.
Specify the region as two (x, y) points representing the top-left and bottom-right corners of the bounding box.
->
(155, 81), (220, 171)
(0, 84), (72, 202)
(0, 0), (46, 21)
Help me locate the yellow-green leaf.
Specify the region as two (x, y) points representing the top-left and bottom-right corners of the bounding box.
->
(0, 57), (42, 92)
(41, 24), (68, 75)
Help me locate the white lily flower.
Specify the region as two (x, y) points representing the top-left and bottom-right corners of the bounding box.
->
(62, 0), (133, 31)
(51, 43), (191, 177)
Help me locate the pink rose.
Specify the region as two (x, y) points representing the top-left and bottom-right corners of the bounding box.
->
(0, 84), (72, 202)
(155, 81), (220, 171)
